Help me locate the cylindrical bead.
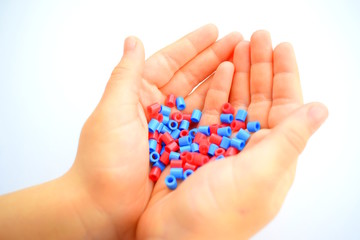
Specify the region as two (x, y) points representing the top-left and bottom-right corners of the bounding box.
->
(217, 126), (232, 137)
(149, 167), (161, 182)
(191, 109), (202, 123)
(221, 103), (235, 114)
(147, 103), (161, 115)
(220, 114), (234, 124)
(170, 160), (183, 168)
(219, 136), (231, 149)
(235, 109), (247, 122)
(159, 151), (170, 165)
(149, 139), (157, 152)
(149, 152), (160, 164)
(198, 126), (210, 136)
(183, 169), (194, 180)
(176, 97), (186, 110)
(169, 151), (180, 160)
(165, 175), (177, 190)
(170, 129), (181, 139)
(148, 119), (159, 133)
(179, 120), (190, 130)
(209, 134), (222, 146)
(231, 120), (246, 131)
(170, 168), (183, 179)
(165, 141), (179, 152)
(247, 121), (261, 132)
(165, 94), (176, 108)
(230, 138), (245, 151)
(236, 129), (251, 142)
(161, 132), (174, 145)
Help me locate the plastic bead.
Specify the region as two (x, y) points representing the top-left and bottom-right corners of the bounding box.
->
(220, 114), (234, 124)
(183, 162), (197, 171)
(216, 155), (225, 160)
(160, 146), (165, 155)
(165, 141), (179, 152)
(214, 148), (226, 157)
(209, 124), (219, 135)
(161, 132), (174, 145)
(231, 120), (246, 131)
(159, 151), (170, 165)
(150, 152), (160, 164)
(199, 140), (210, 155)
(169, 151), (180, 160)
(183, 169), (194, 180)
(165, 94), (176, 107)
(162, 115), (169, 125)
(191, 109), (202, 123)
(147, 103), (161, 115)
(151, 113), (163, 123)
(148, 131), (159, 140)
(224, 146), (239, 156)
(167, 120), (178, 131)
(194, 153), (208, 166)
(179, 130), (189, 137)
(190, 143), (199, 152)
(182, 113), (192, 122)
(170, 160), (183, 168)
(160, 105), (171, 116)
(155, 143), (162, 154)
(198, 126), (210, 136)
(247, 121), (261, 132)
(217, 126), (232, 137)
(235, 109), (247, 122)
(236, 129), (251, 142)
(179, 120), (190, 130)
(179, 136), (192, 146)
(170, 129), (181, 139)
(156, 122), (164, 133)
(185, 152), (195, 165)
(160, 125), (171, 134)
(208, 143), (219, 156)
(149, 139), (157, 152)
(165, 175), (177, 190)
(193, 132), (207, 144)
(153, 161), (166, 171)
(149, 167), (161, 182)
(209, 134), (222, 146)
(219, 136), (231, 149)
(230, 138), (245, 151)
(180, 151), (189, 160)
(170, 168), (183, 179)
(221, 103), (235, 114)
(176, 97), (186, 110)
(148, 119), (160, 133)
(180, 145), (191, 153)
(171, 112), (183, 123)
(188, 128), (197, 140)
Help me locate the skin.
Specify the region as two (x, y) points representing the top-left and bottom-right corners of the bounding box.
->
(0, 25), (328, 239)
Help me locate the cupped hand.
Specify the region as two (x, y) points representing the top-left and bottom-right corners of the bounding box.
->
(67, 25), (243, 239)
(136, 31), (328, 239)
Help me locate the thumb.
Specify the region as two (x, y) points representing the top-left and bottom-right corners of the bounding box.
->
(255, 102), (328, 171)
(102, 36), (145, 106)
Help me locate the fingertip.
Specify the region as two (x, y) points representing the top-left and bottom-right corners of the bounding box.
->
(123, 36), (145, 56)
(307, 102), (329, 131)
(251, 30), (271, 42)
(218, 61), (235, 73)
(228, 31), (244, 43)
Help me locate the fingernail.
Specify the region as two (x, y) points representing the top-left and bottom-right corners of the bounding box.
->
(308, 103), (328, 127)
(124, 36), (137, 53)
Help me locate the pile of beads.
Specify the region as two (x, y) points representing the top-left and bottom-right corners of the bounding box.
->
(147, 94), (260, 190)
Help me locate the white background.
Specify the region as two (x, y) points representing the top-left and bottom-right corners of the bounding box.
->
(1, 0), (359, 239)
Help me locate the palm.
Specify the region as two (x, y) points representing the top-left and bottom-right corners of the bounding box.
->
(137, 31), (304, 239)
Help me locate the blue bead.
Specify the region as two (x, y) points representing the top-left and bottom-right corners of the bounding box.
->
(153, 161), (166, 171)
(149, 152), (160, 164)
(176, 97), (186, 110)
(208, 143), (219, 156)
(160, 105), (171, 116)
(188, 128), (198, 140)
(170, 168), (183, 179)
(236, 129), (251, 142)
(169, 151), (180, 160)
(191, 109), (202, 123)
(198, 126), (210, 136)
(160, 125), (171, 134)
(230, 138), (245, 150)
(190, 143), (199, 152)
(235, 109), (247, 122)
(179, 136), (192, 146)
(148, 119), (159, 133)
(220, 114), (234, 124)
(219, 136), (231, 149)
(179, 120), (190, 131)
(156, 122), (164, 133)
(168, 120), (178, 131)
(149, 139), (157, 153)
(180, 145), (191, 153)
(165, 175), (177, 190)
(247, 121), (261, 132)
(162, 115), (169, 125)
(216, 155), (225, 160)
(183, 169), (194, 180)
(170, 129), (181, 139)
(160, 146), (165, 155)
(217, 126), (232, 137)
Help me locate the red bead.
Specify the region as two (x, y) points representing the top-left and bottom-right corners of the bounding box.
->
(231, 120), (246, 131)
(182, 113), (191, 122)
(148, 131), (159, 140)
(155, 143), (162, 154)
(165, 141), (179, 152)
(194, 153), (209, 166)
(209, 133), (222, 146)
(183, 162), (197, 171)
(147, 103), (161, 115)
(224, 147), (239, 156)
(152, 113), (163, 122)
(209, 124), (219, 135)
(157, 133), (163, 143)
(161, 132), (174, 145)
(179, 130), (189, 137)
(180, 151), (189, 160)
(221, 103), (235, 114)
(149, 167), (161, 182)
(165, 94), (176, 108)
(171, 112), (183, 123)
(209, 156), (217, 163)
(170, 160), (183, 168)
(193, 132), (207, 144)
(185, 153), (195, 164)
(160, 151), (170, 165)
(214, 148), (225, 157)
(199, 140), (210, 155)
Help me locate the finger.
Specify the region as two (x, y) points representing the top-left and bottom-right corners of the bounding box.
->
(268, 42), (303, 127)
(248, 30), (273, 128)
(183, 74), (213, 113)
(160, 32), (243, 97)
(199, 62), (234, 125)
(230, 41), (251, 110)
(102, 36), (145, 109)
(143, 24), (218, 88)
